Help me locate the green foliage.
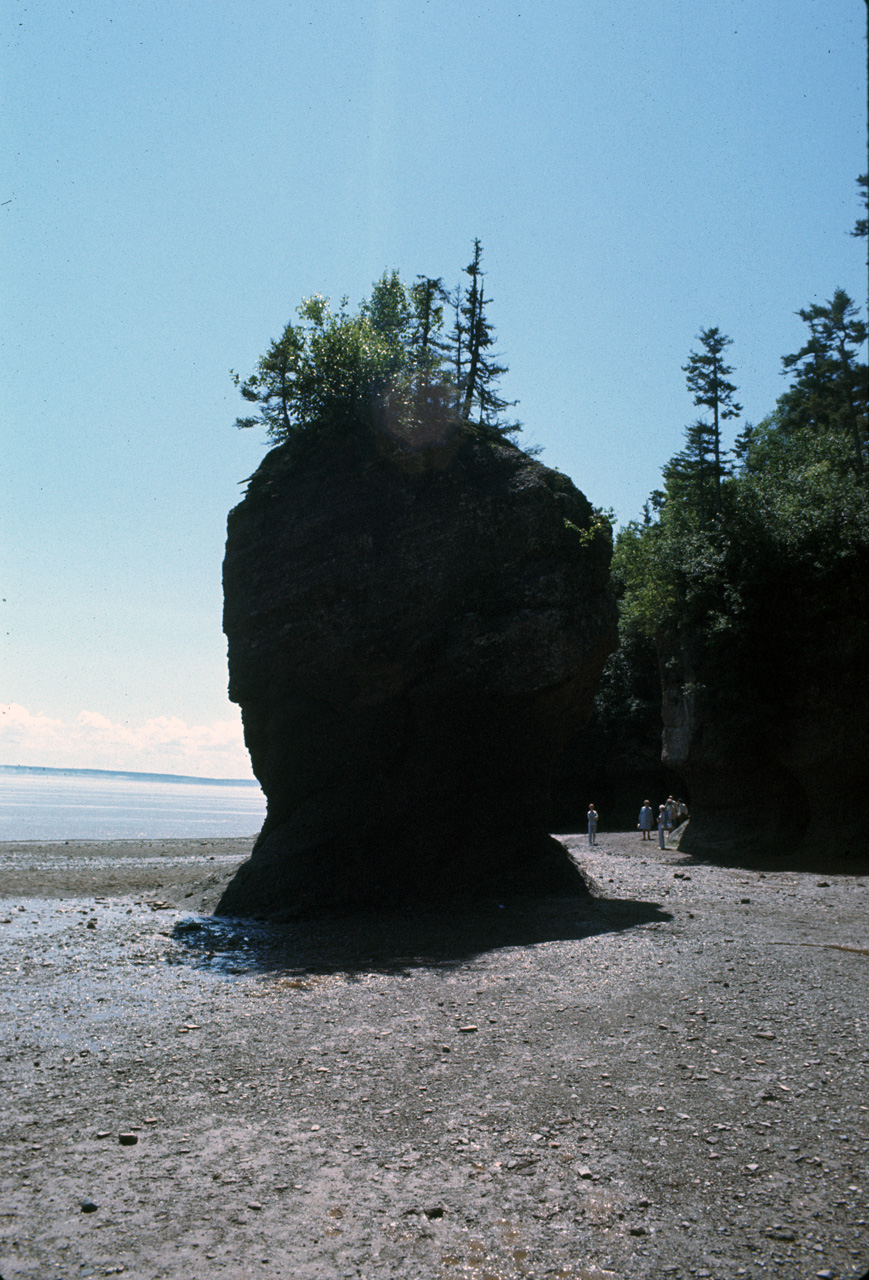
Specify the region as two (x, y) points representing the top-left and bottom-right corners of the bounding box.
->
(583, 181), (868, 806)
(778, 289), (868, 475)
(232, 247), (521, 447)
(619, 271), (868, 649)
(664, 418), (721, 528)
(678, 327), (742, 516)
(567, 505), (615, 548)
(232, 279), (427, 443)
(559, 531), (678, 826)
(617, 403), (869, 650)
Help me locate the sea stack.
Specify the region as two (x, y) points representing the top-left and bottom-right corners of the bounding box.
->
(217, 425), (617, 917)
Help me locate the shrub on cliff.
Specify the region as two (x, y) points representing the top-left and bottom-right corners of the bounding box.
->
(232, 280), (428, 443)
(232, 245), (522, 447)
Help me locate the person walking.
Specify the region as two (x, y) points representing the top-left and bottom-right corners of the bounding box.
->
(638, 800), (653, 840)
(657, 804), (667, 849)
(664, 796), (677, 836)
(587, 804), (599, 846)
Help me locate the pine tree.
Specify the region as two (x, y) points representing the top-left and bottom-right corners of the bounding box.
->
(780, 289), (868, 475)
(455, 240), (519, 436)
(409, 276), (449, 367)
(682, 328), (742, 513)
(445, 282), (467, 418)
(852, 173), (868, 247)
(404, 276), (453, 433)
(664, 417), (718, 528)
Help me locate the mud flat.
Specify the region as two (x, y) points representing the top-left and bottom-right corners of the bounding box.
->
(1, 833), (867, 1280)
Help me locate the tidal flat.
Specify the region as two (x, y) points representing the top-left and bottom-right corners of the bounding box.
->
(1, 833), (867, 1279)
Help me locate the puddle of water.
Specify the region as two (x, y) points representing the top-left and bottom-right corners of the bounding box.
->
(172, 916), (285, 976)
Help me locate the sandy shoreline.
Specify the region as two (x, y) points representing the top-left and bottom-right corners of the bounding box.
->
(1, 832), (867, 1279)
(0, 837), (254, 908)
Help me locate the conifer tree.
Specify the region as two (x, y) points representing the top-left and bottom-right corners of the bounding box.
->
(780, 289), (868, 476)
(852, 173), (868, 248)
(682, 328), (741, 513)
(664, 417), (718, 528)
(409, 276), (449, 367)
(455, 240), (519, 436)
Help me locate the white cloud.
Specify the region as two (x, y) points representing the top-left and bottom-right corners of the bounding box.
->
(0, 702), (254, 779)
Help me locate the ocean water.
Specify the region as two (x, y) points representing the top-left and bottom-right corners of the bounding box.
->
(0, 768), (266, 841)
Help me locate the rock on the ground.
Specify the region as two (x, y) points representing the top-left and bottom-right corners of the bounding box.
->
(218, 426), (617, 916)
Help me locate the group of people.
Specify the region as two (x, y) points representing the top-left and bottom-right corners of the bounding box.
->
(584, 796), (689, 847)
(638, 796), (689, 847)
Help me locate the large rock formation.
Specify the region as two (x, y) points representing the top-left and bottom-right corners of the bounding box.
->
(217, 425), (617, 917)
(661, 557), (869, 863)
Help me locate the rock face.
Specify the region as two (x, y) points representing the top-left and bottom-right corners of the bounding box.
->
(661, 561), (869, 862)
(217, 427), (617, 917)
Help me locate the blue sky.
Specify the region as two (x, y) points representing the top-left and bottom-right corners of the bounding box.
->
(1, 0), (866, 776)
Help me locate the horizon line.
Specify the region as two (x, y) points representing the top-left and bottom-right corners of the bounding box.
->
(0, 763), (260, 788)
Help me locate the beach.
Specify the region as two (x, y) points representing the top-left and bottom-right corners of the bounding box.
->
(1, 832), (867, 1279)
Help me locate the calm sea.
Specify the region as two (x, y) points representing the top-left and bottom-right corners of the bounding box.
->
(0, 767), (266, 841)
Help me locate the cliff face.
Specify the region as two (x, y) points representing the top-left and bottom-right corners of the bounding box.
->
(218, 428), (617, 917)
(660, 559), (869, 862)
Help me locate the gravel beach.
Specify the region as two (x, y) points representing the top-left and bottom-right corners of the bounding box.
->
(1, 832), (867, 1280)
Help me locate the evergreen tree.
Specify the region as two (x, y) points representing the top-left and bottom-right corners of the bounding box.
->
(663, 417), (718, 528)
(444, 282), (467, 418)
(404, 276), (453, 432)
(409, 276), (449, 368)
(852, 173), (868, 247)
(780, 289), (868, 476)
(681, 328), (742, 513)
(456, 239), (520, 436)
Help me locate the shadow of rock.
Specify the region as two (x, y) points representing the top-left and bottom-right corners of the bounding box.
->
(173, 893), (672, 980)
(672, 830), (869, 878)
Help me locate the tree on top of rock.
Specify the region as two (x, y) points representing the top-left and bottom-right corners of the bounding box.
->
(232, 246), (523, 448)
(451, 240), (520, 438)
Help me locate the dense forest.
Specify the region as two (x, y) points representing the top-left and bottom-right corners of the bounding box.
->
(571, 175), (868, 845)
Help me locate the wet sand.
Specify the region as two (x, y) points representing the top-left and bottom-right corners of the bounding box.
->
(1, 832), (868, 1279)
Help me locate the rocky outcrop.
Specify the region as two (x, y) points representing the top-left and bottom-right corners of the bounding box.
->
(661, 558), (869, 863)
(217, 426), (617, 917)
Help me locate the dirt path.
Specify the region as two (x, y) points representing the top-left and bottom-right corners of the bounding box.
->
(1, 832), (867, 1280)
